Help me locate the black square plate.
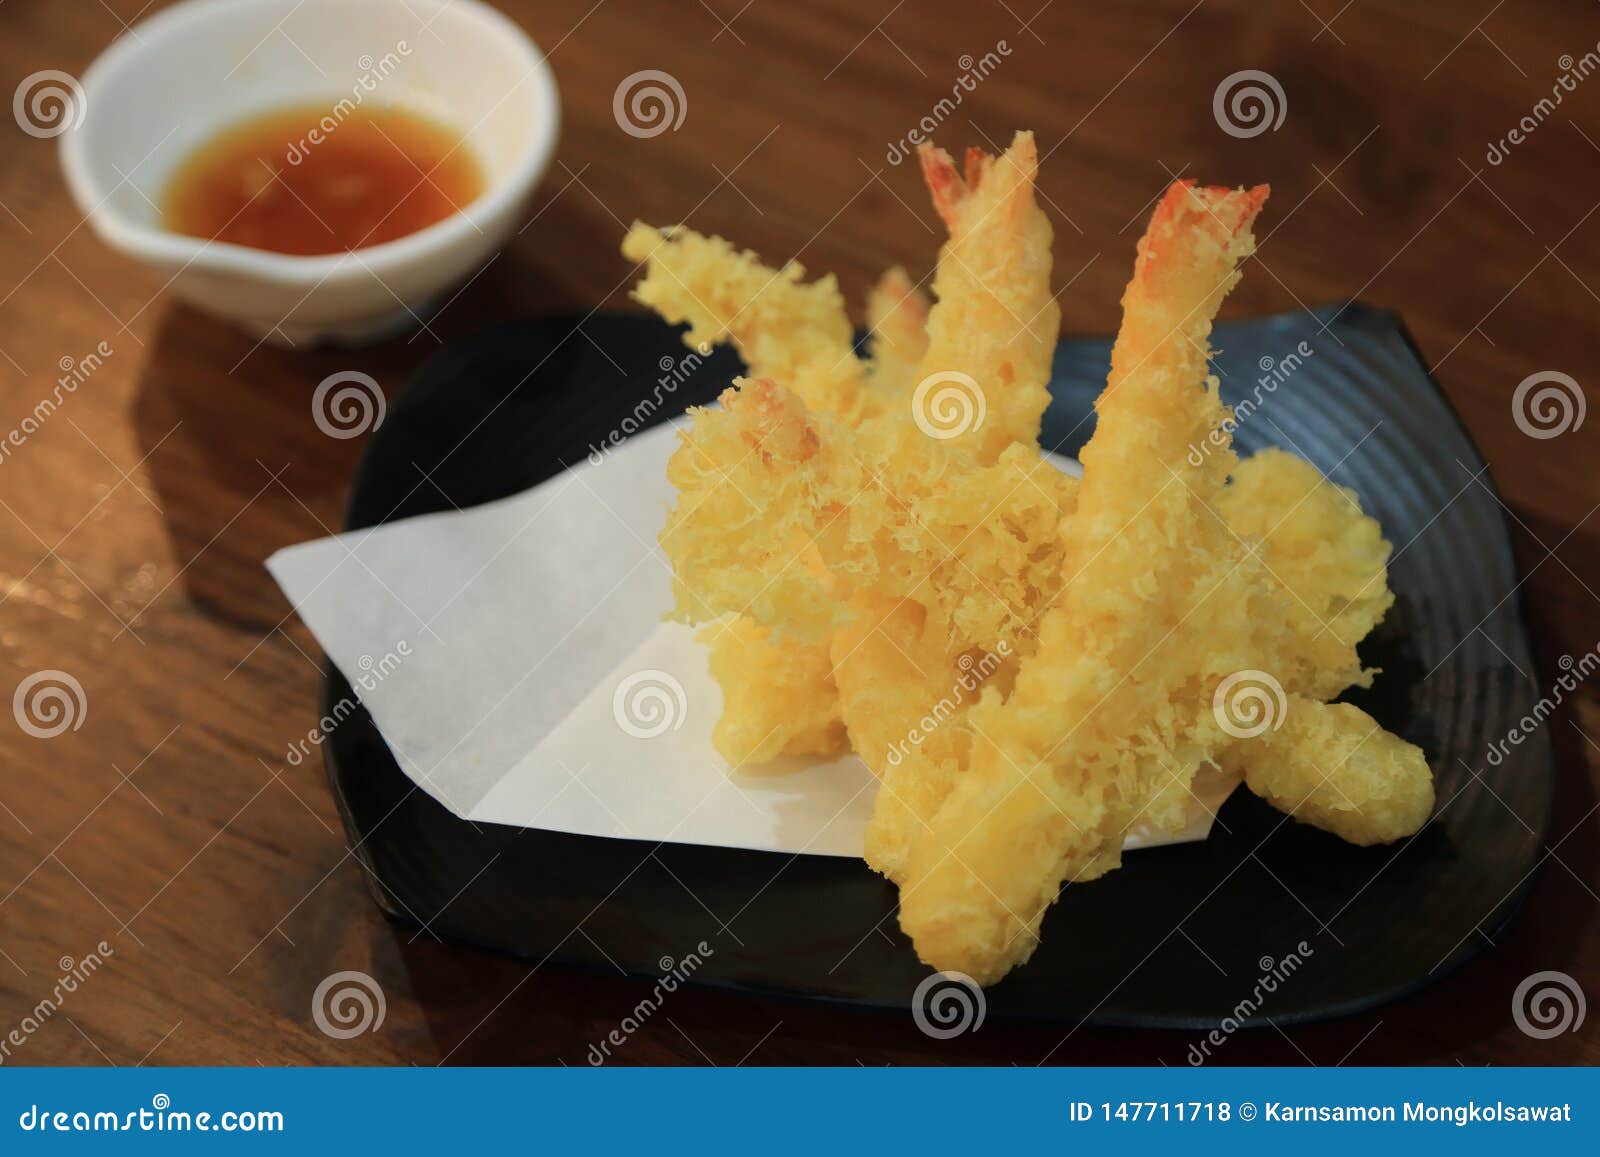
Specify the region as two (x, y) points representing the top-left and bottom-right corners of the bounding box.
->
(321, 306), (1551, 1028)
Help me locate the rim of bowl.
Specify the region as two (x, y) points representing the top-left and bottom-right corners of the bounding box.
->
(58, 0), (560, 287)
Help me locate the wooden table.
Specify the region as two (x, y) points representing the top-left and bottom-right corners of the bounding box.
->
(0, 0), (1595, 1066)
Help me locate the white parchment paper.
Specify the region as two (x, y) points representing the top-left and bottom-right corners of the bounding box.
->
(267, 421), (1238, 856)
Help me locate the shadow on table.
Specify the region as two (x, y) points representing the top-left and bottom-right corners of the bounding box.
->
(129, 239), (586, 634)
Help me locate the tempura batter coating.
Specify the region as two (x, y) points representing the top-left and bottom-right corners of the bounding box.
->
(703, 619), (847, 765)
(666, 389), (1422, 884)
(1221, 448), (1394, 700)
(864, 266), (931, 400)
(623, 229), (945, 755)
(622, 223), (870, 421)
(1224, 698), (1435, 845)
(829, 593), (1017, 879)
(661, 378), (1078, 650)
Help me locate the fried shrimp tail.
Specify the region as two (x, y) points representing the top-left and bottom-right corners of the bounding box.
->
(915, 131), (1059, 461)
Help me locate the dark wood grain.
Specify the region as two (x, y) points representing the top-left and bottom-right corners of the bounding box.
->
(0, 0), (1595, 1066)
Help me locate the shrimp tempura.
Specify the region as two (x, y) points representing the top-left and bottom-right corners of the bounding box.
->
(898, 183), (1276, 982)
(917, 133), (1059, 460)
(634, 147), (1435, 986)
(638, 132), (1067, 779)
(621, 231), (946, 759)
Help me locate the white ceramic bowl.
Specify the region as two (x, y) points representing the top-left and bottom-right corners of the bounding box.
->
(60, 0), (559, 345)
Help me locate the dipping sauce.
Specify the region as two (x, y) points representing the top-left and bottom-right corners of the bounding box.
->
(162, 104), (485, 256)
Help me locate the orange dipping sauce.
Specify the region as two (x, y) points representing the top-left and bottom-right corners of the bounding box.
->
(162, 104), (485, 256)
